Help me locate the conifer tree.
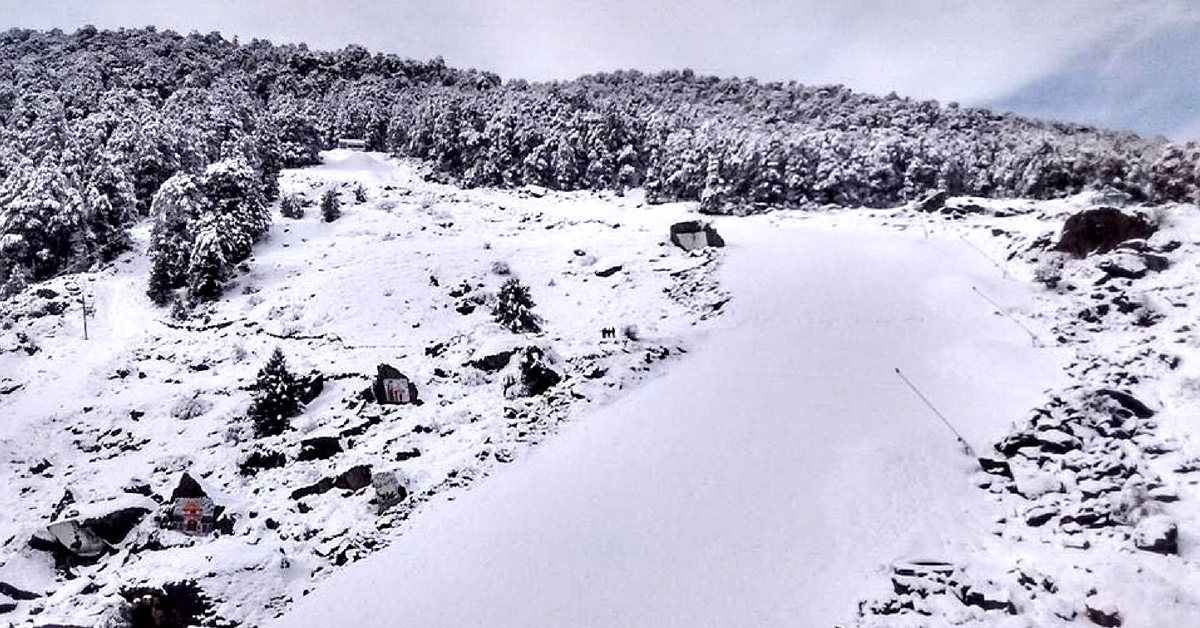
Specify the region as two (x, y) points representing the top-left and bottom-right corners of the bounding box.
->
(186, 220), (230, 302)
(493, 277), (542, 333)
(248, 347), (301, 437)
(146, 254), (176, 306)
(146, 174), (205, 294)
(320, 189), (341, 222)
(279, 194), (302, 219)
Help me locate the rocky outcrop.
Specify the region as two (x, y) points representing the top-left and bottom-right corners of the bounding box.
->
(1054, 208), (1155, 258)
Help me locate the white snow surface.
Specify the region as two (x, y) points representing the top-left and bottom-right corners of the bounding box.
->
(271, 215), (1064, 628)
(4, 152), (1199, 628)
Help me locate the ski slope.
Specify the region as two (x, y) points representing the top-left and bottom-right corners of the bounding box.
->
(270, 214), (1065, 628)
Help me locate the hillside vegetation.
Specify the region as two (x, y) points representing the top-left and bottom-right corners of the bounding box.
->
(2, 26), (1199, 300)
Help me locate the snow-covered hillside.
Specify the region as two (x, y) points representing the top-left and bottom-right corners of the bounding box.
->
(0, 151), (727, 626)
(269, 213), (1066, 628)
(2, 151), (1198, 628)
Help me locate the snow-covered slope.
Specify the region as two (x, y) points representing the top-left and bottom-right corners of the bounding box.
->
(3, 151), (1198, 628)
(268, 213), (1065, 628)
(0, 151), (727, 626)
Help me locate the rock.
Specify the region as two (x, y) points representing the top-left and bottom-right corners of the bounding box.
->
(333, 465), (373, 491)
(517, 346), (561, 396)
(84, 507), (150, 544)
(594, 264), (623, 278)
(1085, 594), (1122, 627)
(170, 473), (207, 500)
(1133, 515), (1178, 555)
(669, 221), (725, 251)
(122, 581), (211, 628)
(0, 581), (40, 601)
(297, 372), (325, 405)
(1054, 208), (1155, 258)
(1033, 428), (1080, 455)
(1023, 502), (1058, 527)
(340, 416), (382, 439)
(917, 190), (948, 213)
(395, 448), (421, 461)
(28, 459), (51, 474)
(977, 456), (1013, 479)
(293, 464), (374, 500)
(1012, 466), (1063, 498)
(468, 349), (515, 373)
(961, 583), (1015, 613)
(239, 449), (286, 476)
(297, 436), (343, 462)
(1096, 389), (1155, 419)
(1098, 252), (1149, 280)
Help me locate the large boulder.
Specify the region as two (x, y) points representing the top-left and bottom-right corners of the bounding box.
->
(297, 436), (342, 462)
(1054, 208), (1154, 258)
(1133, 515), (1178, 555)
(669, 221), (725, 251)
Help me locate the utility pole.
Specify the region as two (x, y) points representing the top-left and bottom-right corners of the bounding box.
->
(80, 290), (90, 340)
(68, 282), (94, 340)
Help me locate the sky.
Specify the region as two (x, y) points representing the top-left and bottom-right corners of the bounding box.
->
(1, 0), (1197, 140)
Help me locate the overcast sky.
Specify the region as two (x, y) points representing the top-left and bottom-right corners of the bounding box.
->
(3, 0), (1198, 139)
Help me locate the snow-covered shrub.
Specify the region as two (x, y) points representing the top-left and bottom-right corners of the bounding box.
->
(493, 277), (541, 333)
(320, 189), (341, 223)
(354, 183), (367, 203)
(280, 195), (303, 219)
(622, 324), (641, 341)
(490, 260), (511, 276)
(171, 395), (214, 421)
(1033, 256), (1065, 289)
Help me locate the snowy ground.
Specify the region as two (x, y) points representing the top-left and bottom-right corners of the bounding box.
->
(269, 212), (1066, 628)
(2, 153), (1197, 628)
(0, 151), (726, 626)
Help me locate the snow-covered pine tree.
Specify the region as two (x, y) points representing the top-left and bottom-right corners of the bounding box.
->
(248, 347), (301, 437)
(493, 277), (542, 333)
(147, 173), (206, 294)
(0, 161), (86, 282)
(202, 157), (270, 263)
(146, 254), (176, 306)
(320, 189), (341, 222)
(185, 218), (231, 302)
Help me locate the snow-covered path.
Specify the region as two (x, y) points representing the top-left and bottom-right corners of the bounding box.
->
(272, 216), (1064, 628)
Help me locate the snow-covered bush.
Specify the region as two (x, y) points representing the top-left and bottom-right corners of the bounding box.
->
(320, 189), (341, 223)
(493, 277), (541, 333)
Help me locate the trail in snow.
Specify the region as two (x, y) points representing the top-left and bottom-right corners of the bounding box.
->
(269, 216), (1063, 628)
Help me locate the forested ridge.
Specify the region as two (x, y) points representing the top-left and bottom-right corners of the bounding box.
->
(1, 26), (1198, 301)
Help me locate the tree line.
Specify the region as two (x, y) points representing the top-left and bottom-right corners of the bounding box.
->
(1, 27), (1197, 301)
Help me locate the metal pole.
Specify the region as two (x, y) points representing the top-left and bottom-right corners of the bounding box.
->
(893, 367), (976, 457)
(81, 291), (89, 340)
(971, 286), (1041, 347)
